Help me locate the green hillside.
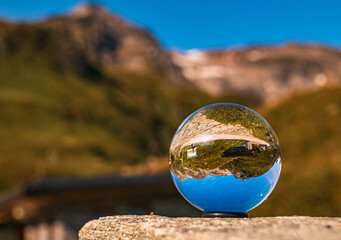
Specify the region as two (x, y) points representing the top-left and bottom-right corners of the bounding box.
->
(1, 52), (340, 217)
(251, 88), (341, 217)
(0, 52), (257, 193)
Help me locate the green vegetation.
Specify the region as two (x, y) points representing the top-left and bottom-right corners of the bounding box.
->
(203, 104), (274, 143)
(251, 88), (341, 217)
(220, 146), (279, 179)
(170, 139), (279, 180)
(0, 43), (256, 194)
(183, 140), (247, 169)
(170, 140), (246, 173)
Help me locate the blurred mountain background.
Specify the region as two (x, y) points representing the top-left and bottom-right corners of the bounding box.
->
(0, 3), (340, 217)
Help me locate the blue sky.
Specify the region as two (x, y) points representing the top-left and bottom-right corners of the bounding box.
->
(0, 0), (340, 50)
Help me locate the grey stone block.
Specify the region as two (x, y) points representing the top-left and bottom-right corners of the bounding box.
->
(79, 215), (341, 240)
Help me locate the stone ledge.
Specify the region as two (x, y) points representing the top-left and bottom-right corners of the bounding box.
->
(79, 215), (341, 240)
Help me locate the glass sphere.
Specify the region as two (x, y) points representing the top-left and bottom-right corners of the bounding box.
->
(169, 103), (281, 213)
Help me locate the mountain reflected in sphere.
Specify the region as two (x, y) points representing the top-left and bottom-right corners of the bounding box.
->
(169, 103), (281, 213)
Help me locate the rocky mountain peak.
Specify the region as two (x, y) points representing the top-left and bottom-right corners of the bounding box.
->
(71, 3), (112, 19)
(69, 3), (131, 29)
(0, 4), (185, 83)
(173, 44), (341, 102)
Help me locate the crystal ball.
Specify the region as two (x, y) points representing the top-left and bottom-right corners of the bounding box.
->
(169, 103), (281, 213)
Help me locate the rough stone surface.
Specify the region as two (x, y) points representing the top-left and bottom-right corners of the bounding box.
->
(79, 215), (341, 240)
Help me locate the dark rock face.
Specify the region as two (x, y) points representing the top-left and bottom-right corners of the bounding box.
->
(79, 215), (341, 240)
(0, 3), (185, 83)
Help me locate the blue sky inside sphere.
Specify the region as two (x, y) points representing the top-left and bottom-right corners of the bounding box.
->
(0, 0), (340, 50)
(171, 160), (282, 213)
